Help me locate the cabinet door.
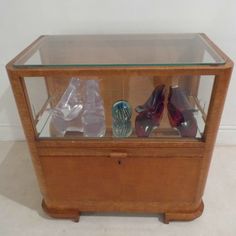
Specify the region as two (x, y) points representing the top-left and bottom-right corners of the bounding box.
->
(41, 154), (202, 207)
(41, 155), (121, 204)
(119, 157), (202, 203)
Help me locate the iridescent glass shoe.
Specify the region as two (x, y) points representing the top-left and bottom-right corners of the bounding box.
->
(135, 102), (164, 137)
(167, 86), (198, 137)
(135, 85), (165, 137)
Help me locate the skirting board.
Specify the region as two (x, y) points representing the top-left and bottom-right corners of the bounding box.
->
(0, 125), (25, 141)
(0, 125), (236, 145)
(215, 126), (236, 145)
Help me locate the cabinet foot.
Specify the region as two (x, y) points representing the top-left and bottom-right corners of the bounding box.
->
(42, 200), (80, 222)
(164, 201), (204, 224)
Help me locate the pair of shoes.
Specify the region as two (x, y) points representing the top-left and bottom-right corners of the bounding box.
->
(135, 85), (198, 137)
(50, 78), (106, 137)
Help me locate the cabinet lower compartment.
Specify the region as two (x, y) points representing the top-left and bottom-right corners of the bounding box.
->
(39, 153), (204, 222)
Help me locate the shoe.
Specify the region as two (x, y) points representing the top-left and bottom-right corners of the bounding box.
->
(135, 85), (165, 137)
(50, 78), (106, 137)
(50, 78), (84, 137)
(82, 80), (106, 137)
(167, 86), (198, 137)
(135, 85), (165, 113)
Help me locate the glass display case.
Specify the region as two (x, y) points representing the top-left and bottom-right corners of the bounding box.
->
(6, 34), (233, 223)
(23, 74), (214, 140)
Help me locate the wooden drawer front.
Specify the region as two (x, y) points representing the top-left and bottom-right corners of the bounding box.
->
(41, 155), (202, 204)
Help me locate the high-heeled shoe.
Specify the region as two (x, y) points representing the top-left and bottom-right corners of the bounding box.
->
(136, 85), (165, 113)
(167, 86), (198, 137)
(135, 85), (165, 137)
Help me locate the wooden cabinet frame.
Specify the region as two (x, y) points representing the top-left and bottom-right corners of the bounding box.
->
(6, 34), (233, 223)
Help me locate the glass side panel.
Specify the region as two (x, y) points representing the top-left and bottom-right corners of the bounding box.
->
(23, 75), (215, 140)
(24, 77), (49, 121)
(15, 34), (225, 67)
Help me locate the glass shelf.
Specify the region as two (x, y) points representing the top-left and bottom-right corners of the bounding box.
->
(36, 98), (203, 139)
(14, 34), (225, 67)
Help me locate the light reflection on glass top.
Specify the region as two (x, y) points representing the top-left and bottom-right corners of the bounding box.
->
(14, 34), (225, 67)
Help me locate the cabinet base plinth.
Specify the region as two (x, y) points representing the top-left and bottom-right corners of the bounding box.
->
(42, 199), (204, 224)
(42, 200), (80, 222)
(164, 201), (204, 224)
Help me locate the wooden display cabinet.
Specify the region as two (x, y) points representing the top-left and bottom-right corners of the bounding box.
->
(6, 34), (233, 223)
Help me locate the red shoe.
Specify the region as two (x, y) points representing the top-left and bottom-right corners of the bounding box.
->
(135, 85), (165, 137)
(167, 86), (198, 137)
(136, 85), (165, 113)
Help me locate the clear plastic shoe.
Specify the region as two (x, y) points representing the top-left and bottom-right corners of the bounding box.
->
(50, 78), (106, 137)
(50, 78), (84, 137)
(82, 80), (106, 137)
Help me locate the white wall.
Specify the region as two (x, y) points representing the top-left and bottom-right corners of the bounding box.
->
(1, 0), (236, 143)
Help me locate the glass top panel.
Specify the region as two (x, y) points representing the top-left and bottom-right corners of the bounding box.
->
(14, 34), (225, 67)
